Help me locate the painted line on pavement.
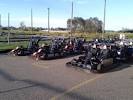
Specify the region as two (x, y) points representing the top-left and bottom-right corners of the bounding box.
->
(32, 62), (50, 69)
(50, 75), (104, 100)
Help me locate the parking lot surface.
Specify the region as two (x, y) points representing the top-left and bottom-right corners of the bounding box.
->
(0, 54), (133, 100)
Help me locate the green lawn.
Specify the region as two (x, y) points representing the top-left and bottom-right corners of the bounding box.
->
(0, 42), (28, 52)
(0, 40), (53, 52)
(1, 31), (133, 52)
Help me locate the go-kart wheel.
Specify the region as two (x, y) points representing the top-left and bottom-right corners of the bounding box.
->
(86, 65), (92, 70)
(77, 62), (82, 67)
(97, 63), (104, 72)
(66, 62), (72, 67)
(8, 51), (13, 56)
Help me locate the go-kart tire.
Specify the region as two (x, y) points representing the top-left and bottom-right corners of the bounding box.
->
(8, 52), (14, 56)
(97, 63), (104, 72)
(86, 65), (92, 70)
(77, 62), (82, 67)
(66, 62), (72, 67)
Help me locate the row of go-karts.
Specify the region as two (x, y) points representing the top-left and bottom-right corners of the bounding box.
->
(9, 36), (133, 73)
(66, 39), (133, 73)
(9, 36), (86, 60)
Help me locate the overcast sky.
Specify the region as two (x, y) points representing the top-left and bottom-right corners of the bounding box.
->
(0, 0), (133, 31)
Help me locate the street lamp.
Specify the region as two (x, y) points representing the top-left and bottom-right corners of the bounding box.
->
(48, 8), (50, 33)
(31, 8), (33, 34)
(102, 0), (106, 38)
(104, 0), (106, 33)
(8, 13), (10, 44)
(70, 1), (73, 37)
(0, 14), (1, 35)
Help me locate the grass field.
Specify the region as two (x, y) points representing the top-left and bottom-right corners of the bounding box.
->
(0, 42), (28, 52)
(1, 30), (133, 52)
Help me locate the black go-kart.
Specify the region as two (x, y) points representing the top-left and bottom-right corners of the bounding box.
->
(66, 45), (114, 73)
(32, 37), (86, 60)
(9, 36), (41, 56)
(66, 40), (133, 73)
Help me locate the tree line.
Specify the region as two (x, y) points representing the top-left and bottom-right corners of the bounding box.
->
(67, 17), (103, 33)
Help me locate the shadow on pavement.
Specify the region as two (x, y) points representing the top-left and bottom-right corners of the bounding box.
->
(0, 50), (12, 54)
(0, 68), (94, 100)
(41, 53), (81, 61)
(0, 69), (16, 81)
(107, 61), (133, 73)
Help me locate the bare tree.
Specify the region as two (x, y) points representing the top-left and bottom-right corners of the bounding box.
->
(20, 21), (26, 30)
(67, 17), (102, 33)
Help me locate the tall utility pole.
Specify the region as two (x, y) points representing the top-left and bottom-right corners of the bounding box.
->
(102, 0), (106, 38)
(31, 8), (33, 34)
(70, 1), (73, 37)
(0, 14), (1, 35)
(8, 13), (10, 44)
(48, 8), (50, 33)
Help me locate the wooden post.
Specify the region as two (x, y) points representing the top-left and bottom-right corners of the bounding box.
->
(102, 0), (106, 38)
(31, 8), (33, 34)
(70, 2), (73, 37)
(0, 14), (1, 35)
(8, 13), (10, 44)
(48, 8), (50, 33)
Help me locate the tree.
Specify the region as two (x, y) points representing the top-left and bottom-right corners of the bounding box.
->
(75, 17), (85, 32)
(67, 18), (78, 33)
(67, 17), (102, 33)
(19, 21), (26, 30)
(93, 17), (103, 33)
(67, 17), (85, 33)
(84, 17), (102, 33)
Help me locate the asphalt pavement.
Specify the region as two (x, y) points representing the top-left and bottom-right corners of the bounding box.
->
(0, 54), (133, 100)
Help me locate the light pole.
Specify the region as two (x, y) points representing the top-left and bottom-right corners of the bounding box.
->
(0, 14), (1, 35)
(70, 1), (73, 37)
(8, 13), (10, 44)
(31, 8), (33, 34)
(102, 0), (106, 38)
(48, 8), (50, 33)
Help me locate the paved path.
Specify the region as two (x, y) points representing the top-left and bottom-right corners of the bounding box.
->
(0, 54), (133, 100)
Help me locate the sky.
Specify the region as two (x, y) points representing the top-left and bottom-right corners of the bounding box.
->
(0, 0), (133, 31)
